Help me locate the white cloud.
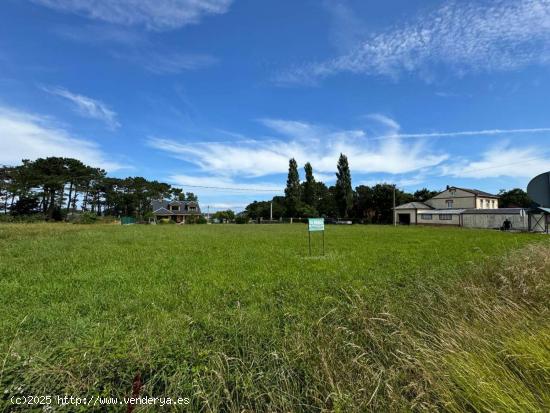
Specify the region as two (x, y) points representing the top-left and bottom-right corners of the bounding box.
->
(148, 116), (448, 178)
(323, 0), (368, 53)
(0, 106), (124, 171)
(280, 0), (550, 83)
(371, 127), (550, 141)
(33, 0), (233, 31)
(440, 144), (550, 178)
(55, 25), (218, 74)
(364, 113), (400, 133)
(54, 24), (145, 45)
(111, 50), (218, 74)
(42, 86), (120, 129)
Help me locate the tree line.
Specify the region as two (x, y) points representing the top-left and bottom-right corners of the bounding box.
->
(0, 157), (197, 220)
(1, 156), (532, 223)
(243, 154), (532, 223)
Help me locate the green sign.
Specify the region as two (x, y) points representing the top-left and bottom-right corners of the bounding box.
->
(121, 216), (136, 225)
(308, 218), (325, 232)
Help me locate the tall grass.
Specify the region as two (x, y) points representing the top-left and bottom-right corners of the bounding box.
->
(0, 224), (548, 411)
(187, 244), (550, 412)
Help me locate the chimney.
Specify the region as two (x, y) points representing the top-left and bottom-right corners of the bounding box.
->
(446, 185), (450, 190)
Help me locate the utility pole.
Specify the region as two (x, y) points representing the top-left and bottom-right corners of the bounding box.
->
(207, 205), (210, 222)
(270, 202), (273, 222)
(393, 184), (396, 226)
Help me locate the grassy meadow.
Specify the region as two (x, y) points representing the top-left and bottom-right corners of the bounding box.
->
(0, 223), (549, 412)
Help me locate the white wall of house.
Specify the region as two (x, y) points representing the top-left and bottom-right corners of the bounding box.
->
(475, 198), (499, 209)
(417, 212), (461, 225)
(425, 188), (499, 210)
(426, 188), (475, 209)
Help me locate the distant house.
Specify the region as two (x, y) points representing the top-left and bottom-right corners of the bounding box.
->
(151, 199), (201, 223)
(394, 186), (529, 229)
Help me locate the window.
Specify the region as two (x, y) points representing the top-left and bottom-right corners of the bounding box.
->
(486, 199), (490, 208)
(450, 189), (456, 196)
(446, 200), (453, 208)
(189, 206), (196, 211)
(170, 205), (179, 211)
(420, 214), (433, 220)
(439, 214), (452, 220)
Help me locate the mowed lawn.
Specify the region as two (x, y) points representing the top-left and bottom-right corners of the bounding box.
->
(0, 224), (548, 412)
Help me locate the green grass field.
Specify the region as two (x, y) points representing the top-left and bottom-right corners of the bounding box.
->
(1, 224), (549, 412)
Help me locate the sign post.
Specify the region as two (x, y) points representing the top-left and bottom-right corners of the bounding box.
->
(307, 218), (325, 256)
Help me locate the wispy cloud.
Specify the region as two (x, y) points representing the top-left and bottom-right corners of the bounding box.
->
(149, 114), (550, 187)
(364, 113), (400, 132)
(279, 0), (550, 84)
(148, 116), (448, 178)
(440, 144), (550, 179)
(42, 86), (120, 129)
(55, 24), (218, 75)
(54, 24), (145, 45)
(323, 0), (367, 53)
(112, 50), (218, 74)
(371, 127), (550, 141)
(0, 106), (124, 170)
(33, 0), (233, 31)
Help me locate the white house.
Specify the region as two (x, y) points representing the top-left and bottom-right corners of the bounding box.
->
(394, 186), (528, 230)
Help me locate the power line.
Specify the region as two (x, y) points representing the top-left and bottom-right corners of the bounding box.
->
(179, 183), (282, 192)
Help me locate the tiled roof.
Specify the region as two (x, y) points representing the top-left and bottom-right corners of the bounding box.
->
(151, 199), (201, 215)
(452, 187), (499, 197)
(394, 202), (432, 210)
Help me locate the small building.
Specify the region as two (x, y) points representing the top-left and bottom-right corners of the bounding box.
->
(394, 186), (501, 226)
(151, 199), (201, 223)
(393, 186), (527, 230)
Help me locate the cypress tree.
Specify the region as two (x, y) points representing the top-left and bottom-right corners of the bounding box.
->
(285, 158), (301, 217)
(303, 162), (316, 208)
(335, 153), (353, 218)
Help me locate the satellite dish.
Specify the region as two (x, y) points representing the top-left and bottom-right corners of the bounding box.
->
(527, 171), (550, 207)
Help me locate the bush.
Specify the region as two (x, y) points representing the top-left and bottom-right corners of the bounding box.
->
(235, 215), (248, 224)
(0, 214), (46, 223)
(186, 215), (207, 224)
(158, 218), (174, 225)
(79, 212), (98, 224)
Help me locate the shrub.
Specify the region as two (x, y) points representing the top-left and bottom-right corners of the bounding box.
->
(0, 214), (46, 223)
(235, 215), (248, 224)
(158, 218), (174, 225)
(79, 211), (98, 224)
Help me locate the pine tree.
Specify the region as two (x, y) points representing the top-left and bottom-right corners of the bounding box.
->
(284, 158), (301, 217)
(335, 153), (353, 218)
(303, 162), (316, 208)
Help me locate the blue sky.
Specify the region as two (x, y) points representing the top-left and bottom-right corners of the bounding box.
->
(1, 0), (550, 210)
